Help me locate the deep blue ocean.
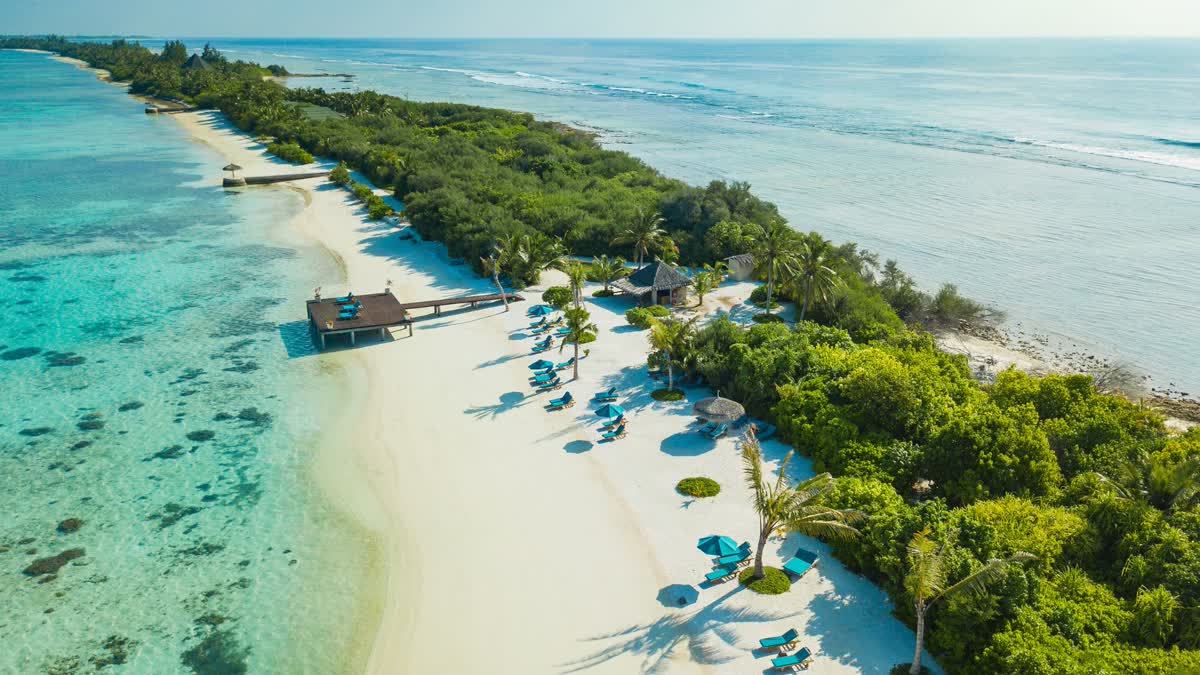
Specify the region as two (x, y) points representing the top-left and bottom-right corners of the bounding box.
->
(0, 50), (373, 672)
(194, 37), (1200, 394)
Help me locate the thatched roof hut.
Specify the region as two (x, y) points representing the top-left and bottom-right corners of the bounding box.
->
(612, 261), (692, 306)
(183, 54), (211, 71)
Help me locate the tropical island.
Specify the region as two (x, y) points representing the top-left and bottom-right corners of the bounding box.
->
(5, 35), (1200, 675)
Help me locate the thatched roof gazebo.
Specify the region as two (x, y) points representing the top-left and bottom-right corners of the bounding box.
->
(183, 54), (211, 71)
(693, 394), (745, 424)
(612, 261), (692, 306)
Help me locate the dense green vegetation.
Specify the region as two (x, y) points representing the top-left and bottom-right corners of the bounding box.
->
(10, 35), (1196, 674)
(265, 141), (313, 164)
(676, 476), (721, 497)
(680, 316), (1200, 673)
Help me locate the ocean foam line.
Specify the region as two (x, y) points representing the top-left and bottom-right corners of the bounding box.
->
(1013, 137), (1200, 172)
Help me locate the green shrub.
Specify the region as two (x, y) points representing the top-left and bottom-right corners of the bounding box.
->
(542, 286), (573, 309)
(738, 566), (791, 594)
(592, 289), (614, 297)
(753, 313), (785, 323)
(676, 477), (720, 497)
(578, 333), (597, 344)
(625, 307), (657, 329)
(651, 388), (685, 401)
(329, 162), (350, 185)
(266, 141), (313, 164)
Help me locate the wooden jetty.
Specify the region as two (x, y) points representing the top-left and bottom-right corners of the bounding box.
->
(399, 292), (525, 317)
(145, 105), (200, 115)
(307, 291), (524, 349)
(224, 171), (330, 187)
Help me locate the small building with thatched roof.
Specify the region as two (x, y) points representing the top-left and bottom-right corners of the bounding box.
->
(183, 54), (211, 71)
(612, 261), (692, 306)
(724, 253), (755, 281)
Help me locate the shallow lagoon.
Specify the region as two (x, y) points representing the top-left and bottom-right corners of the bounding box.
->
(0, 51), (375, 673)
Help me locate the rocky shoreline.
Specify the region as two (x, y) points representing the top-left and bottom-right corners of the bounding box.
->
(943, 320), (1200, 426)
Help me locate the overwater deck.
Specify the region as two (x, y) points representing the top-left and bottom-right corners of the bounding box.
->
(307, 290), (524, 348)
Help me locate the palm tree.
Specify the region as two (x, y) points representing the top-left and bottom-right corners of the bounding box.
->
(611, 209), (668, 269)
(904, 527), (1035, 675)
(559, 307), (597, 380)
(793, 233), (844, 323)
(647, 317), (697, 392)
(752, 220), (798, 316)
(692, 262), (727, 306)
(480, 251), (509, 312)
(1085, 452), (1200, 511)
(505, 233), (566, 288)
(741, 432), (864, 579)
(591, 255), (629, 293)
(564, 261), (588, 308)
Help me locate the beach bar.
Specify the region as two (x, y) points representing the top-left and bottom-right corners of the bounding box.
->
(612, 261), (693, 306)
(307, 291), (411, 348)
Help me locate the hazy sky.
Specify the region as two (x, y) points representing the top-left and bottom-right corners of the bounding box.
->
(5, 0), (1199, 38)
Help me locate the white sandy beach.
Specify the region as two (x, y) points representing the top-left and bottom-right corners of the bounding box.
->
(165, 108), (937, 674)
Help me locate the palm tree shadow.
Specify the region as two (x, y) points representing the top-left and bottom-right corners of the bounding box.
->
(475, 353), (524, 369)
(560, 587), (799, 674)
(463, 391), (529, 419)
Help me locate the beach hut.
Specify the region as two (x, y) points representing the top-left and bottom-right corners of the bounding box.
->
(183, 54), (211, 71)
(612, 261), (692, 306)
(724, 253), (755, 281)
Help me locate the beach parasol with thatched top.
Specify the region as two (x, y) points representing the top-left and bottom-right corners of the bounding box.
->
(693, 392), (745, 424)
(223, 163), (243, 180)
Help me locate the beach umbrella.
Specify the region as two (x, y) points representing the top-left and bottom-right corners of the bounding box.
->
(693, 393), (745, 424)
(528, 359), (554, 370)
(697, 535), (740, 557)
(595, 403), (624, 418)
(528, 304), (554, 316)
(222, 163), (243, 178)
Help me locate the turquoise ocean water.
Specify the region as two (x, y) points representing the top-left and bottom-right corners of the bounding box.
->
(197, 37), (1200, 394)
(0, 51), (374, 673)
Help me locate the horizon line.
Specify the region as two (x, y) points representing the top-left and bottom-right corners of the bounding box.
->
(9, 33), (1200, 41)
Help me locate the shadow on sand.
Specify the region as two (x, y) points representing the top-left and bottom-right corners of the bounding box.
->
(560, 585), (798, 674)
(463, 391), (529, 419)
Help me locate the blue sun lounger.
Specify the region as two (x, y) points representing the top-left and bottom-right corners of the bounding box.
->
(706, 423), (728, 439)
(698, 421), (716, 435)
(592, 387), (617, 402)
(601, 423), (626, 441)
(704, 564), (739, 584)
(716, 550), (751, 567)
(334, 294), (354, 303)
(555, 357), (575, 370)
(783, 548), (820, 578)
(531, 372), (557, 383)
(770, 647), (812, 671)
(338, 311), (358, 320)
(601, 414), (624, 429)
(759, 628), (800, 653)
(547, 392), (574, 409)
(554, 327), (572, 336)
(529, 318), (546, 328)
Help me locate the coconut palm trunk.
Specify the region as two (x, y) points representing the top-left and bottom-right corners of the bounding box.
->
(910, 607), (928, 675)
(766, 265), (775, 315)
(800, 278), (814, 322)
(573, 338), (580, 380)
(493, 267), (509, 312)
(664, 350), (674, 390)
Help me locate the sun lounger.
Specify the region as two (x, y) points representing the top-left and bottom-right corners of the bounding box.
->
(547, 392), (574, 409)
(704, 564), (739, 584)
(592, 387), (617, 402)
(698, 421), (716, 435)
(601, 423), (626, 441)
(759, 628), (800, 653)
(783, 548), (820, 578)
(337, 311), (358, 320)
(756, 422), (777, 441)
(531, 372), (557, 383)
(537, 378), (562, 391)
(554, 328), (572, 336)
(770, 647), (812, 671)
(706, 423), (728, 439)
(601, 414), (624, 429)
(529, 318), (546, 328)
(555, 357), (575, 370)
(716, 551), (751, 567)
(335, 294), (354, 303)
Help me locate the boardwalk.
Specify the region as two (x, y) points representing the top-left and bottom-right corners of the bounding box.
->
(399, 292), (524, 317)
(307, 291), (524, 348)
(224, 171), (330, 187)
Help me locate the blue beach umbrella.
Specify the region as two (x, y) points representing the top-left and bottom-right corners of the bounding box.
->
(528, 304), (554, 316)
(595, 403), (625, 418)
(528, 359), (555, 370)
(697, 535), (740, 557)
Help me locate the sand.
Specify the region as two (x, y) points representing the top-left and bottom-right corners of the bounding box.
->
(163, 108), (937, 674)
